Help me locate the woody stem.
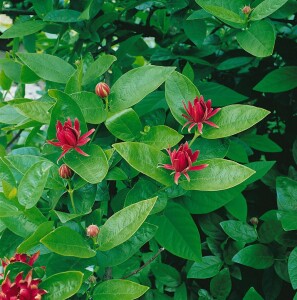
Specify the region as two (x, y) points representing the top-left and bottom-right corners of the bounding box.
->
(67, 180), (77, 214)
(188, 131), (200, 147)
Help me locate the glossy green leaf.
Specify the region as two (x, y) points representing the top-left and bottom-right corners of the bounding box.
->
(241, 134), (282, 152)
(253, 66), (297, 93)
(220, 220), (258, 243)
(106, 109), (142, 141)
(93, 279), (149, 300)
(82, 55), (117, 85)
(232, 244), (274, 269)
(251, 0), (289, 20)
(277, 211), (297, 231)
(18, 161), (52, 209)
(0, 158), (16, 187)
(151, 263), (181, 288)
(197, 82), (248, 106)
(0, 201), (20, 217)
(98, 197), (157, 251)
(109, 65), (175, 112)
(182, 185), (243, 214)
(243, 287), (264, 300)
(226, 140), (249, 163)
(236, 21), (275, 57)
(71, 91), (106, 124)
(244, 161), (276, 185)
(183, 19), (206, 47)
(0, 104), (27, 124)
(150, 202), (202, 261)
(41, 226), (96, 258)
(17, 221), (54, 252)
(165, 71), (199, 125)
(289, 247), (297, 289)
(31, 0), (53, 17)
(187, 256), (223, 279)
(43, 9), (81, 22)
(65, 63), (83, 94)
(217, 57), (254, 70)
(180, 158), (255, 191)
(17, 53), (75, 84)
(113, 142), (173, 186)
(40, 271), (84, 300)
(210, 268), (231, 300)
(276, 176), (297, 211)
(0, 20), (46, 39)
(97, 222), (158, 267)
(139, 125), (183, 150)
(64, 144), (108, 184)
(202, 105), (270, 139)
(225, 194), (247, 222)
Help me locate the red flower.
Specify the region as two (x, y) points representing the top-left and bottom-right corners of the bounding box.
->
(1, 252), (40, 272)
(47, 118), (95, 161)
(182, 95), (221, 134)
(160, 142), (208, 184)
(0, 270), (47, 300)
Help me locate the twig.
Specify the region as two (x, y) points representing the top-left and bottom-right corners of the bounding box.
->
(121, 247), (165, 279)
(6, 129), (23, 149)
(0, 9), (36, 16)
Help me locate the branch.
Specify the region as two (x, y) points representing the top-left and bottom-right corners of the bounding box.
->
(121, 247), (165, 279)
(0, 9), (36, 16)
(6, 130), (23, 149)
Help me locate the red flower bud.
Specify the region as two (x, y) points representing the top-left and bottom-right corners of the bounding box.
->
(59, 164), (73, 179)
(242, 5), (252, 14)
(86, 225), (100, 237)
(95, 82), (110, 98)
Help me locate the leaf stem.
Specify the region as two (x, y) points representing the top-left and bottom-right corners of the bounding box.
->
(188, 131), (200, 147)
(90, 124), (101, 144)
(67, 180), (76, 214)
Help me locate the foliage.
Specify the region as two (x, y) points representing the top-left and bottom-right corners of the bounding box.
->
(0, 0), (296, 299)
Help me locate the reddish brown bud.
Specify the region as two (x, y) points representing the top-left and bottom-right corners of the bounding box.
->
(88, 275), (97, 284)
(242, 5), (252, 14)
(250, 217), (259, 225)
(59, 164), (73, 179)
(86, 224), (100, 237)
(95, 82), (110, 98)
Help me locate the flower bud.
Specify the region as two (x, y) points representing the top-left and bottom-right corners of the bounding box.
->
(86, 224), (100, 237)
(89, 275), (97, 284)
(59, 164), (73, 179)
(250, 217), (259, 225)
(242, 5), (251, 14)
(95, 82), (110, 98)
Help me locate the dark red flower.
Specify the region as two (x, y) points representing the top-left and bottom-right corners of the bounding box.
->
(0, 270), (47, 300)
(182, 95), (221, 134)
(47, 118), (95, 161)
(1, 251), (40, 271)
(160, 142), (208, 184)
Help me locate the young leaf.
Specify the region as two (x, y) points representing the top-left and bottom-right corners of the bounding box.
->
(98, 197), (157, 251)
(187, 256), (223, 279)
(243, 287), (264, 300)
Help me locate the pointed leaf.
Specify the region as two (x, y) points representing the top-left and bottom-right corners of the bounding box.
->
(251, 0), (289, 20)
(188, 256), (223, 279)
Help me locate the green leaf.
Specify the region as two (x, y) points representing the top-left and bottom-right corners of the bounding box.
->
(243, 287), (264, 300)
(225, 194), (247, 222)
(43, 9), (81, 22)
(232, 244), (274, 269)
(40, 271), (84, 300)
(18, 161), (52, 209)
(13, 101), (52, 124)
(244, 161), (276, 185)
(93, 279), (149, 300)
(277, 211), (297, 231)
(210, 268), (231, 300)
(41, 226), (96, 258)
(71, 91), (107, 124)
(97, 222), (158, 267)
(0, 158), (16, 187)
(217, 57), (254, 70)
(220, 220), (258, 243)
(253, 66), (297, 93)
(165, 71), (199, 126)
(241, 134), (282, 152)
(202, 105), (270, 139)
(65, 63), (83, 94)
(289, 247), (297, 289)
(82, 55), (117, 85)
(183, 19), (206, 47)
(31, 0), (53, 18)
(226, 140), (249, 163)
(17, 221), (54, 252)
(64, 144), (108, 184)
(151, 263), (181, 288)
(0, 201), (20, 217)
(276, 177), (297, 211)
(196, 0), (245, 24)
(197, 82), (248, 106)
(236, 20), (275, 57)
(251, 0), (289, 20)
(139, 125), (183, 150)
(150, 202), (202, 261)
(113, 142), (173, 186)
(0, 104), (27, 124)
(182, 185), (243, 214)
(98, 197), (157, 251)
(109, 65), (175, 112)
(187, 256), (223, 279)
(47, 89), (87, 139)
(105, 109), (142, 141)
(17, 53), (75, 84)
(179, 158), (255, 191)
(0, 20), (46, 39)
